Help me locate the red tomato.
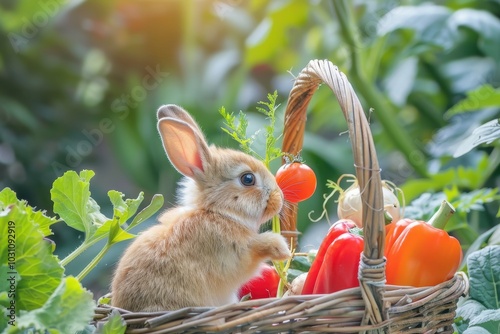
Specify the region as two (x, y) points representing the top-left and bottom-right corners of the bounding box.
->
(238, 264), (280, 299)
(275, 162), (317, 203)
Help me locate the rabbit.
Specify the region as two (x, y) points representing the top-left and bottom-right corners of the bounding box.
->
(111, 104), (291, 312)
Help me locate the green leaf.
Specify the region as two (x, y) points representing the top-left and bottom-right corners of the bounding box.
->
(8, 277), (95, 334)
(0, 188), (57, 237)
(449, 188), (500, 214)
(467, 245), (500, 310)
(449, 9), (500, 60)
(95, 309), (126, 334)
(463, 225), (500, 270)
(469, 309), (500, 333)
(108, 220), (135, 245)
(463, 327), (494, 334)
(446, 85), (500, 118)
(108, 190), (144, 225)
(51, 170), (107, 236)
(0, 205), (63, 312)
(404, 192), (447, 221)
(286, 269), (304, 283)
(442, 57), (496, 94)
(0, 188), (18, 208)
(25, 207), (58, 237)
(289, 256), (311, 272)
(97, 295), (111, 305)
(128, 194), (164, 230)
(220, 107), (254, 155)
(454, 119), (500, 157)
(455, 299), (487, 333)
(377, 4), (452, 47)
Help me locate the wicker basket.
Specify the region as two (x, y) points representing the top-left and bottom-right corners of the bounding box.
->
(93, 59), (469, 333)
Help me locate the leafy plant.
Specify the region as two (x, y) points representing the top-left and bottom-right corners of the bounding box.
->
(0, 170), (162, 332)
(0, 188), (93, 333)
(53, 170), (164, 280)
(454, 246), (500, 334)
(220, 90), (283, 168)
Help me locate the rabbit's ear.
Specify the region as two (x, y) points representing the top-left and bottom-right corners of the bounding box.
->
(157, 105), (204, 137)
(158, 116), (211, 178)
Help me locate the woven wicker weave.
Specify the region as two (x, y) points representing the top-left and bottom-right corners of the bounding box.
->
(93, 59), (468, 333)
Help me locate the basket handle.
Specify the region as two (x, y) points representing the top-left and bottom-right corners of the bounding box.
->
(281, 59), (387, 326)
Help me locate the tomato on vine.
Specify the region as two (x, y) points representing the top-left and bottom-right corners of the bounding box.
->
(276, 161), (317, 203)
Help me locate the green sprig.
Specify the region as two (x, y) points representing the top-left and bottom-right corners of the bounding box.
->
(220, 91), (283, 169)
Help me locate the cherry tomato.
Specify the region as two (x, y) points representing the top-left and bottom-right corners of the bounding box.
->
(238, 264), (280, 299)
(275, 162), (317, 203)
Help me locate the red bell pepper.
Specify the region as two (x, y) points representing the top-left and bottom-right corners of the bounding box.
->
(302, 219), (357, 294)
(313, 232), (364, 294)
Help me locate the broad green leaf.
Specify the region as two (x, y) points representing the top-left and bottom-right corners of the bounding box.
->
(0, 188), (57, 237)
(377, 5), (452, 47)
(9, 276), (95, 334)
(128, 194), (164, 230)
(462, 225), (500, 270)
(51, 170), (106, 236)
(446, 85), (500, 118)
(382, 57), (418, 106)
(463, 327), (494, 334)
(95, 309), (126, 334)
(449, 9), (500, 60)
(108, 190), (144, 225)
(455, 299), (487, 333)
(0, 188), (18, 208)
(441, 57), (497, 93)
(468, 309), (500, 333)
(0, 205), (63, 311)
(467, 246), (500, 310)
(25, 207), (58, 237)
(454, 119), (500, 157)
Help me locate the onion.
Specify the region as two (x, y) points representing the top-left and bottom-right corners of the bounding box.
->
(337, 180), (401, 228)
(283, 272), (308, 296)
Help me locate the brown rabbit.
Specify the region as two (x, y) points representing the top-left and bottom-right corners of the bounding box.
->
(111, 104), (291, 311)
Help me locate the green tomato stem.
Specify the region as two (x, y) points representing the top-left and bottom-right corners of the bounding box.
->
(428, 200), (455, 230)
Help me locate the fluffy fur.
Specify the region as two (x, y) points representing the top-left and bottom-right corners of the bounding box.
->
(111, 105), (290, 311)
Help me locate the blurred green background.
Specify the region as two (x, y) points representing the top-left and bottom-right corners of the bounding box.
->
(1, 0), (499, 296)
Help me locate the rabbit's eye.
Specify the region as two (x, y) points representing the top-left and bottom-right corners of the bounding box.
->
(240, 173), (256, 186)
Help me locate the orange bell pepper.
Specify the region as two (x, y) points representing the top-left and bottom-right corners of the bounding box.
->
(385, 201), (462, 287)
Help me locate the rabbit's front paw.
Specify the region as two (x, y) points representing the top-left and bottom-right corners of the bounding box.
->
(253, 232), (291, 261)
